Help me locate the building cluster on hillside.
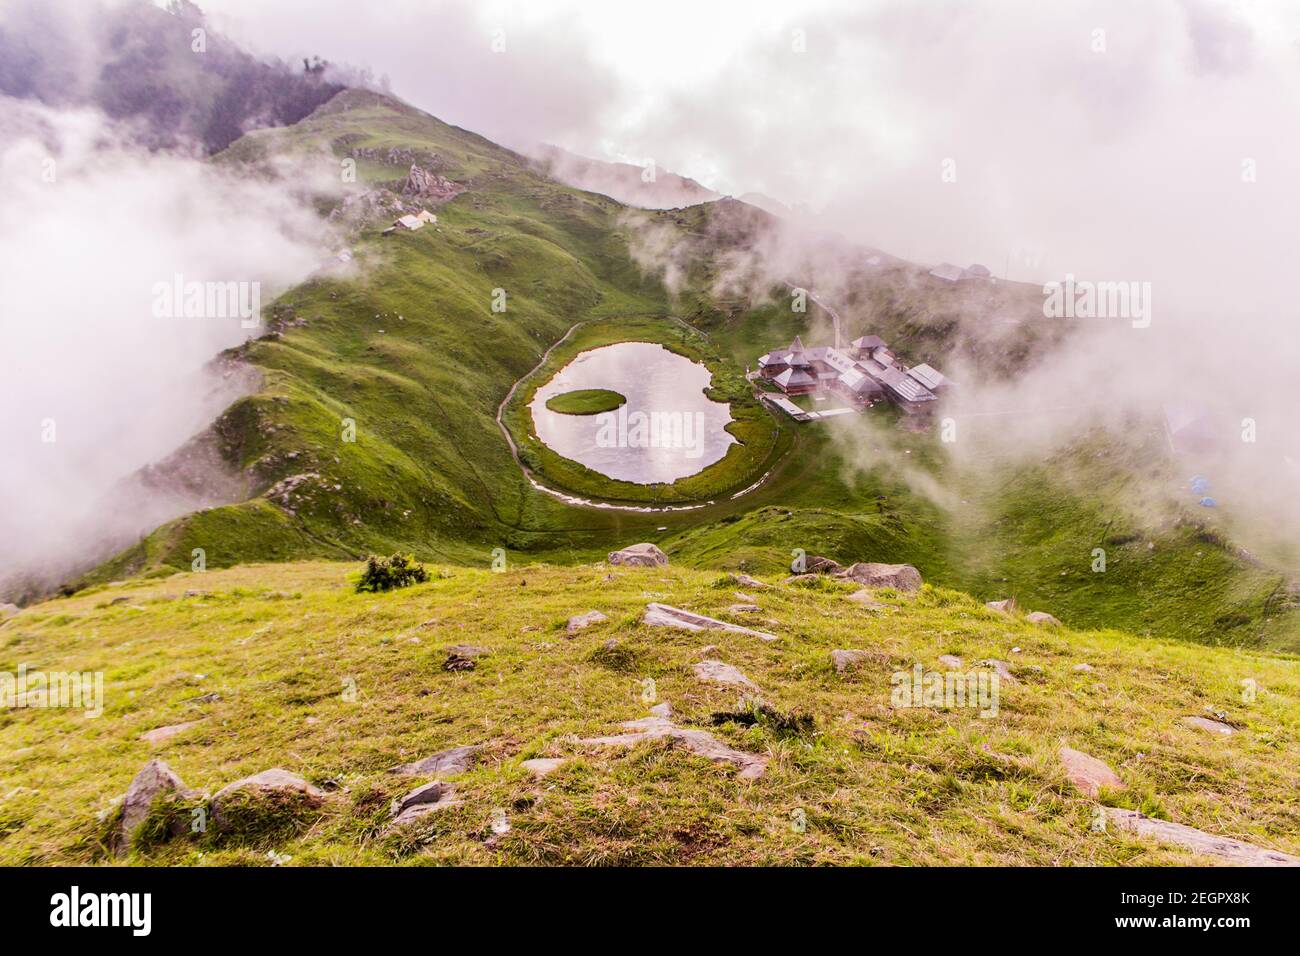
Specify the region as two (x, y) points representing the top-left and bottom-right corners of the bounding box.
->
(381, 209), (438, 235)
(756, 335), (952, 415)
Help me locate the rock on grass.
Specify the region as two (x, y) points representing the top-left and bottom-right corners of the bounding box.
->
(389, 744), (480, 777)
(210, 769), (326, 841)
(1059, 747), (1123, 797)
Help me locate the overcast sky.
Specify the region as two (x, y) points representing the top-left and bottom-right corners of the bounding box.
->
(195, 0), (1300, 301)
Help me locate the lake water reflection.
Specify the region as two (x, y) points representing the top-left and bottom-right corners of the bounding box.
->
(528, 341), (736, 484)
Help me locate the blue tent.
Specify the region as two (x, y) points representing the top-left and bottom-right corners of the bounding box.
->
(1198, 496), (1217, 508)
(1189, 475), (1210, 495)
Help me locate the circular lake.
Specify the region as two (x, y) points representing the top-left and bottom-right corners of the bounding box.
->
(528, 342), (737, 484)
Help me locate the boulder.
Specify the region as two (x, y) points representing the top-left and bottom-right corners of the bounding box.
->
(607, 543), (668, 567)
(388, 781), (461, 829)
(1059, 746), (1123, 797)
(210, 769), (326, 834)
(115, 759), (197, 854)
(831, 649), (874, 674)
(390, 744), (480, 777)
(694, 660), (757, 688)
(1026, 611), (1062, 626)
(801, 555), (843, 574)
(726, 572), (770, 590)
(643, 603), (777, 642)
(1104, 808), (1299, 866)
(838, 563), (923, 592)
(985, 598), (1017, 615)
(565, 610), (608, 634)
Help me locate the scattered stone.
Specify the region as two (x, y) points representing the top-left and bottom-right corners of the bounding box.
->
(643, 603), (777, 642)
(727, 603), (761, 615)
(649, 702), (672, 718)
(1072, 663), (1095, 673)
(1182, 716), (1235, 736)
(115, 759), (197, 854)
(838, 562), (923, 592)
(521, 758), (566, 779)
(727, 573), (770, 589)
(0, 602), (19, 618)
(444, 644), (488, 671)
(388, 781), (461, 828)
(566, 610), (608, 634)
(694, 660), (757, 689)
(975, 659), (1017, 683)
(607, 543), (668, 567)
(831, 649), (874, 674)
(139, 721), (200, 746)
(183, 589), (210, 598)
(802, 556), (843, 574)
(733, 592), (758, 602)
(389, 744), (480, 777)
(1059, 746), (1123, 797)
(210, 769), (326, 833)
(1104, 808), (1299, 866)
(1026, 611), (1062, 626)
(846, 589), (887, 608)
(986, 598), (1017, 614)
(187, 692), (221, 705)
(109, 596), (131, 606)
(579, 715), (767, 779)
(938, 654), (964, 669)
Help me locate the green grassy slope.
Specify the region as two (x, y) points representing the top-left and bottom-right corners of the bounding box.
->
(3, 560), (1298, 865)
(76, 89), (1297, 651)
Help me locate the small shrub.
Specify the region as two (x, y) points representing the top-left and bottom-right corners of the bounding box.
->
(356, 553), (429, 593)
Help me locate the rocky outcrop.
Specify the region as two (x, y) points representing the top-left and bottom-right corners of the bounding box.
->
(1182, 716), (1235, 736)
(580, 715), (767, 779)
(402, 164), (465, 203)
(608, 543), (668, 567)
(694, 660), (757, 688)
(566, 610), (608, 634)
(210, 769), (325, 834)
(388, 781), (461, 829)
(643, 603), (777, 642)
(389, 745), (480, 778)
(838, 563), (923, 592)
(114, 759), (198, 854)
(1104, 808), (1300, 866)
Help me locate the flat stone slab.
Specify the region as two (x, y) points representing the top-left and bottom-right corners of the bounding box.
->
(139, 721), (201, 746)
(838, 562), (922, 591)
(727, 573), (770, 589)
(521, 758), (566, 779)
(1060, 746), (1123, 797)
(727, 603), (761, 614)
(643, 603), (777, 642)
(1182, 716), (1235, 736)
(390, 744), (480, 777)
(566, 610), (608, 634)
(580, 715), (767, 779)
(1105, 808), (1300, 866)
(388, 781), (461, 828)
(608, 543), (668, 567)
(694, 660), (757, 688)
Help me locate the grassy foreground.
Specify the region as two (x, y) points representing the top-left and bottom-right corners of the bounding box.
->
(2, 559), (1298, 866)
